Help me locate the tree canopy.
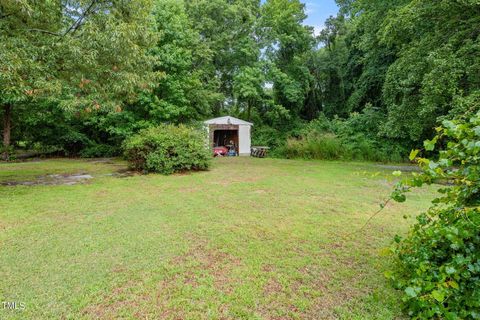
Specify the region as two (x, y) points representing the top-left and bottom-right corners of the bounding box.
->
(0, 0), (159, 158)
(1, 0), (478, 159)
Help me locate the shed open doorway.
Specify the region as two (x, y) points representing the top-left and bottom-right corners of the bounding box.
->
(214, 129), (239, 154)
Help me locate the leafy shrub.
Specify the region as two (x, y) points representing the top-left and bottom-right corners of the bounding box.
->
(123, 124), (210, 174)
(277, 122), (406, 162)
(80, 144), (118, 158)
(0, 145), (15, 161)
(282, 133), (344, 160)
(279, 131), (402, 162)
(251, 125), (285, 150)
(274, 109), (409, 162)
(340, 134), (406, 162)
(334, 107), (409, 162)
(388, 111), (480, 319)
(300, 112), (336, 135)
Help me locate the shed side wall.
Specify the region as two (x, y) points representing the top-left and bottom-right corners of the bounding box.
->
(238, 125), (251, 156)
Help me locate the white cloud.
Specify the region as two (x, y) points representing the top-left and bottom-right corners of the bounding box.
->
(305, 2), (320, 15)
(313, 24), (325, 36)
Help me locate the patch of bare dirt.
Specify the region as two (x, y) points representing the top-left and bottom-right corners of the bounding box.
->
(257, 275), (305, 320)
(0, 165), (139, 187)
(261, 264), (276, 273)
(83, 238), (243, 319)
(87, 158), (116, 164)
(299, 242), (372, 319)
(0, 173), (93, 186)
(263, 277), (283, 295)
(82, 280), (149, 319)
(177, 187), (199, 193)
(159, 239), (242, 294)
(209, 175), (264, 187)
(106, 168), (140, 178)
(152, 239), (244, 318)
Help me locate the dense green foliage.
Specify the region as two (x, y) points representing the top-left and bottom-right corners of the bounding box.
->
(282, 133), (343, 160)
(388, 111), (480, 318)
(123, 124), (210, 174)
(2, 0), (478, 160)
(0, 0), (159, 159)
(274, 110), (406, 162)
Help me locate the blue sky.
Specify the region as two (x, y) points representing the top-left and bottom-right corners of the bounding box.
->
(260, 0), (340, 35)
(302, 0), (339, 35)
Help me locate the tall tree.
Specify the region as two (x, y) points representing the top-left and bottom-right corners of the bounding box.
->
(311, 14), (349, 118)
(0, 0), (158, 159)
(261, 0), (315, 117)
(185, 0), (262, 116)
(329, 0), (480, 145)
(138, 0), (217, 123)
(233, 64), (265, 121)
(380, 0), (480, 142)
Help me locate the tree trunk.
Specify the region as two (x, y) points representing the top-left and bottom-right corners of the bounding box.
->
(2, 104), (12, 161)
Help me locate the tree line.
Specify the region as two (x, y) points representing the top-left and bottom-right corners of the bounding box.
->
(1, 0), (479, 160)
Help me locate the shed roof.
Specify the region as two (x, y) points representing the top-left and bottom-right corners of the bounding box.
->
(204, 116), (253, 126)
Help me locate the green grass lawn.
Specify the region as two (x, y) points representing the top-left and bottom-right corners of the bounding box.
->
(0, 157), (435, 319)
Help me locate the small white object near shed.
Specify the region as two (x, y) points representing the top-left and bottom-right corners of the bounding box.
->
(204, 116), (253, 156)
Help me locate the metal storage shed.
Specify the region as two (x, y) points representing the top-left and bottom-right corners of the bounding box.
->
(204, 116), (253, 156)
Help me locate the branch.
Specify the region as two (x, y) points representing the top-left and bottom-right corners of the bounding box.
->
(23, 1), (97, 39)
(63, 0), (97, 37)
(27, 28), (62, 36)
(354, 197), (393, 234)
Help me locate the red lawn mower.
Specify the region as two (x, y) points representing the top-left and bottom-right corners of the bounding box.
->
(213, 146), (229, 157)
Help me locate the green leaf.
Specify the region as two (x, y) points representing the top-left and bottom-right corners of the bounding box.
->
(392, 170), (402, 177)
(447, 281), (459, 289)
(394, 235), (402, 243)
(445, 312), (459, 320)
(424, 137), (438, 151)
(431, 290), (445, 302)
(429, 161), (439, 170)
(409, 149), (420, 161)
(392, 190), (406, 203)
(445, 266), (456, 275)
(405, 287), (417, 298)
(474, 126), (480, 136)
